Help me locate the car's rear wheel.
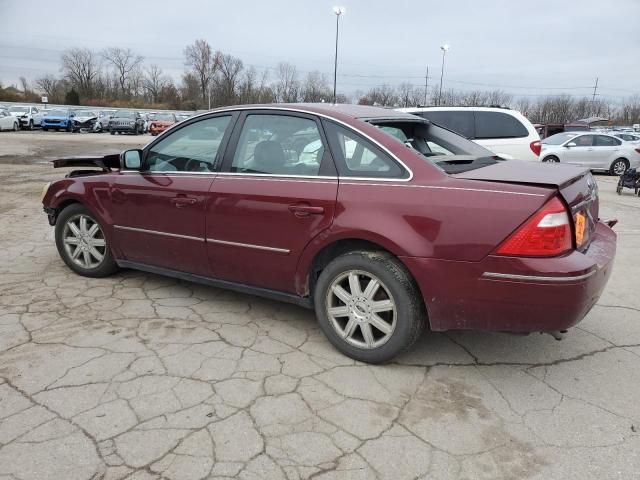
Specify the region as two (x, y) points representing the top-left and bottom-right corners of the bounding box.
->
(314, 251), (424, 363)
(55, 204), (118, 278)
(110, 130), (115, 135)
(542, 155), (560, 163)
(610, 158), (629, 176)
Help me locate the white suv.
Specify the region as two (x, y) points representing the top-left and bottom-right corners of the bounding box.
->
(397, 106), (541, 161)
(8, 105), (43, 130)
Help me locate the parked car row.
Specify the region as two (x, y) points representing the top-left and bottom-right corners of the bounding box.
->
(0, 104), (192, 135)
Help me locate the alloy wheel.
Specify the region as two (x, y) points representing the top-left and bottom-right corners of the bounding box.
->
(326, 270), (397, 349)
(613, 160), (627, 175)
(62, 214), (107, 269)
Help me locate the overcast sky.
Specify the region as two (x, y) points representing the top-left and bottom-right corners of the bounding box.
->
(1, 0), (638, 103)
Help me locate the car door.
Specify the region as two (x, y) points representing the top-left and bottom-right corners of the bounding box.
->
(562, 134), (597, 166)
(109, 114), (235, 275)
(0, 110), (11, 130)
(206, 110), (338, 293)
(593, 135), (622, 169)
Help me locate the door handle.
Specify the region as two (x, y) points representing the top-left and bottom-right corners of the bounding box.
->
(170, 196), (197, 207)
(587, 148), (593, 151)
(288, 204), (325, 217)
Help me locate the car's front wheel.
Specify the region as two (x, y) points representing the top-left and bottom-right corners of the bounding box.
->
(12, 122), (18, 131)
(610, 158), (629, 176)
(55, 204), (118, 278)
(314, 251), (424, 363)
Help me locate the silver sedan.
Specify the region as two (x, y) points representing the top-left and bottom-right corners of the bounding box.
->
(540, 132), (640, 175)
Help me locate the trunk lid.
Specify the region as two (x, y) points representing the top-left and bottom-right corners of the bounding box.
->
(455, 160), (599, 251)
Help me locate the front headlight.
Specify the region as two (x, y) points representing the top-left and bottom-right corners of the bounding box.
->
(40, 182), (51, 202)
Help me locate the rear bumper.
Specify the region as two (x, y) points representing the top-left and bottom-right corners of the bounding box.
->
(401, 221), (617, 332)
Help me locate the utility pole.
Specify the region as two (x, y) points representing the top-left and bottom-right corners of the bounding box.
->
(332, 7), (345, 104)
(423, 66), (429, 106)
(592, 77), (599, 103)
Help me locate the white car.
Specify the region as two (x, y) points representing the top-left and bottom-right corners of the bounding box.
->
(8, 105), (43, 129)
(540, 132), (640, 175)
(0, 109), (19, 131)
(397, 106), (541, 161)
(613, 132), (640, 144)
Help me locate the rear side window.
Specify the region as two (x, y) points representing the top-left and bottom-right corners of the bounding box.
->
(474, 111), (528, 139)
(415, 111), (474, 138)
(594, 135), (621, 146)
(324, 121), (408, 179)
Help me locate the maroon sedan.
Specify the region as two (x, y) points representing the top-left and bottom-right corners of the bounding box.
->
(42, 104), (616, 363)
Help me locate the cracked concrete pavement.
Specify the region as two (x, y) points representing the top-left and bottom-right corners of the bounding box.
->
(1, 131), (639, 479)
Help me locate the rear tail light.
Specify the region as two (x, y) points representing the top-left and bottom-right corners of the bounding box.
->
(634, 148), (640, 154)
(496, 196), (572, 257)
(530, 140), (542, 156)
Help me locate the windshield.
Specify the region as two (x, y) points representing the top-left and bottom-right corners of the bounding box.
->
(542, 132), (578, 145)
(47, 110), (68, 116)
(371, 119), (500, 174)
(155, 113), (175, 122)
(10, 107), (29, 113)
(117, 111), (135, 118)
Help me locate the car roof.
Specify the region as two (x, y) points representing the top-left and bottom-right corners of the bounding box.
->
(399, 106), (513, 113)
(209, 103), (425, 123)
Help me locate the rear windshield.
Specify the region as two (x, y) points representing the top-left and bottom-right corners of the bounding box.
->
(155, 113), (175, 121)
(370, 120), (503, 174)
(543, 132), (578, 145)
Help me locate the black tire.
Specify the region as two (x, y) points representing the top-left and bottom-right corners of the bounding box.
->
(12, 122), (18, 132)
(542, 155), (560, 163)
(609, 158), (629, 176)
(28, 120), (34, 131)
(42, 127), (48, 132)
(55, 203), (118, 278)
(110, 130), (115, 135)
(66, 123), (73, 133)
(313, 250), (425, 363)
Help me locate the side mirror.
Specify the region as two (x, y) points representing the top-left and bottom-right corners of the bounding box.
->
(122, 149), (143, 170)
(565, 142), (577, 148)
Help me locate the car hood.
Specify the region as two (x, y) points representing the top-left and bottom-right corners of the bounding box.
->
(75, 115), (97, 122)
(454, 159), (588, 189)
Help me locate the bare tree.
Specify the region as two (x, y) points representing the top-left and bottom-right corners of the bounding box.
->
(143, 64), (168, 103)
(102, 47), (143, 96)
(61, 48), (101, 97)
(184, 39), (220, 105)
(19, 76), (29, 94)
(216, 54), (244, 105)
(274, 62), (299, 103)
(301, 71), (331, 103)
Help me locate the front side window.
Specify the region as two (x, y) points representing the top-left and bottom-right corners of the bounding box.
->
(146, 116), (232, 172)
(231, 114), (324, 176)
(474, 111), (528, 139)
(324, 121), (407, 178)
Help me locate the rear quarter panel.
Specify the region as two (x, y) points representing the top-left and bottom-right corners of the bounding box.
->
(295, 175), (553, 294)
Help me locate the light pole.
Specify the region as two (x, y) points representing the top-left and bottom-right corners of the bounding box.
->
(332, 6), (345, 104)
(438, 43), (450, 106)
